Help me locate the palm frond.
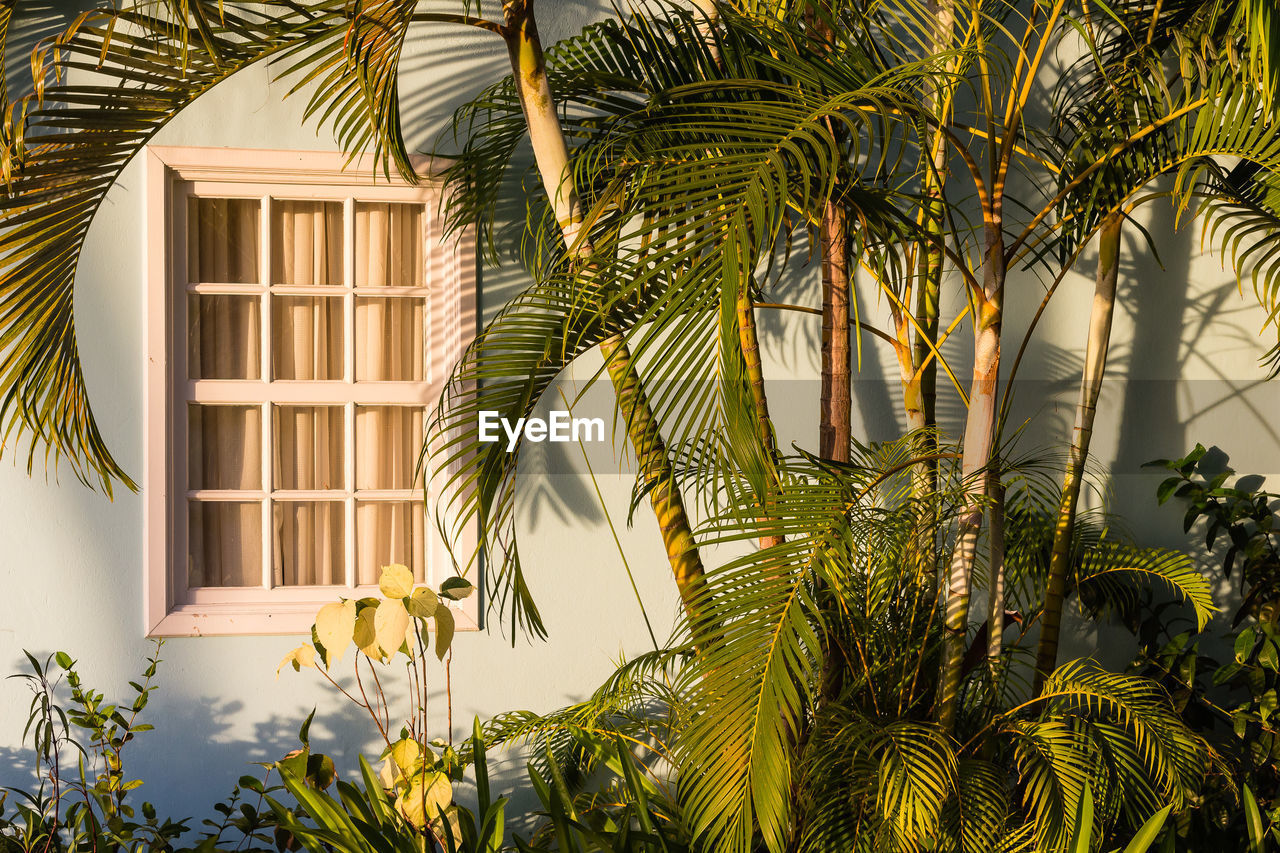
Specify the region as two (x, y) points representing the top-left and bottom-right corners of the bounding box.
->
(1075, 539), (1216, 630)
(428, 30), (920, 636)
(0, 1), (350, 491)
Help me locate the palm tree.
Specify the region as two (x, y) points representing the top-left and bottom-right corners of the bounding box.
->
(1024, 0), (1280, 687)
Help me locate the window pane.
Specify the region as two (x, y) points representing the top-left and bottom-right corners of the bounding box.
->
(187, 198), (259, 284)
(356, 501), (424, 584)
(188, 295), (260, 380)
(188, 405), (261, 490)
(188, 501), (261, 587)
(272, 296), (344, 380)
(271, 200), (343, 286)
(355, 297), (424, 381)
(273, 501), (344, 586)
(273, 406), (344, 490)
(356, 406), (424, 490)
(355, 202), (422, 287)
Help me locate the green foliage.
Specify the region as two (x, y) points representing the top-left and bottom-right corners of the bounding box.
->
(0, 643), (191, 852)
(512, 733), (688, 853)
(1126, 447), (1280, 848)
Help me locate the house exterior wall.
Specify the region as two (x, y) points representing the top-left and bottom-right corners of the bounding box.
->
(0, 1), (1276, 822)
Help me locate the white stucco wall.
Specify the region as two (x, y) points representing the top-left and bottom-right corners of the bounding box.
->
(0, 0), (1276, 827)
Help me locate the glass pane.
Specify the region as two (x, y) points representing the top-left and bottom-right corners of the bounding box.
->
(356, 406), (424, 490)
(188, 501), (261, 587)
(273, 406), (344, 490)
(188, 405), (261, 490)
(271, 200), (343, 286)
(356, 501), (424, 584)
(355, 298), (424, 381)
(188, 295), (261, 379)
(187, 197), (259, 284)
(272, 296), (344, 380)
(273, 501), (345, 586)
(355, 202), (422, 287)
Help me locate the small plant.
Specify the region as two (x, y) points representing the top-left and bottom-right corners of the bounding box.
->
(276, 564), (477, 849)
(1135, 446), (1280, 847)
(513, 729), (688, 853)
(266, 718), (506, 853)
(0, 642), (190, 852)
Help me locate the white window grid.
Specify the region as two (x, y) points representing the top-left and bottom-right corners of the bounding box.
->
(143, 147), (477, 636)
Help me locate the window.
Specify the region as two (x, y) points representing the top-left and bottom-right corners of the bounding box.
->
(143, 148), (476, 636)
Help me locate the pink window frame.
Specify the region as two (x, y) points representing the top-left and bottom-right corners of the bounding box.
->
(143, 146), (478, 637)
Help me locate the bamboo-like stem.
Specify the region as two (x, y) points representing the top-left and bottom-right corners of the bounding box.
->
(937, 217), (1005, 732)
(1033, 213), (1123, 691)
(601, 336), (708, 625)
(738, 285), (784, 549)
(805, 6), (852, 466)
(819, 200), (851, 463)
(906, 0), (956, 440)
(502, 0), (707, 624)
(986, 464), (1005, 676)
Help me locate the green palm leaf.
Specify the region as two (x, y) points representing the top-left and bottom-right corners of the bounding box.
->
(0, 1), (351, 491)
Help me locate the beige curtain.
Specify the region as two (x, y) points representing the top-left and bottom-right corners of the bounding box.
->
(189, 295), (259, 379)
(186, 196), (261, 587)
(188, 198), (260, 379)
(188, 503), (261, 587)
(356, 203), (421, 287)
(272, 201), (342, 285)
(189, 198), (429, 589)
(356, 298), (423, 381)
(187, 405), (261, 587)
(188, 197), (258, 284)
(272, 406), (343, 585)
(273, 201), (344, 381)
(356, 406), (425, 583)
(274, 502), (343, 586)
(357, 502), (425, 584)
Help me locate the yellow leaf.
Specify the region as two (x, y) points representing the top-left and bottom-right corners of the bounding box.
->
(379, 564), (414, 599)
(397, 770), (452, 829)
(314, 600), (356, 666)
(374, 599), (410, 659)
(379, 757), (400, 791)
(404, 621), (419, 659)
(354, 607), (380, 659)
(408, 587), (439, 618)
(390, 738), (421, 773)
(434, 606), (455, 661)
(276, 645), (315, 677)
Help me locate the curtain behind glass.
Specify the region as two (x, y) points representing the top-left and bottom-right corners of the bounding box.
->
(188, 198), (428, 588)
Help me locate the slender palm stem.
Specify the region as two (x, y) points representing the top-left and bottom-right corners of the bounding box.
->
(819, 199), (851, 462)
(1034, 213), (1123, 690)
(502, 0), (707, 622)
(600, 336), (709, 628)
(937, 217), (1005, 731)
(906, 0), (957, 440)
(737, 285), (784, 549)
(986, 464), (1005, 675)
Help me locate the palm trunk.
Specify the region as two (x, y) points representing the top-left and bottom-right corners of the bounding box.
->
(937, 218), (1005, 731)
(986, 465), (1005, 675)
(600, 336), (709, 627)
(1033, 214), (1122, 691)
(819, 200), (851, 463)
(503, 0), (707, 621)
(738, 286), (784, 549)
(905, 0), (955, 442)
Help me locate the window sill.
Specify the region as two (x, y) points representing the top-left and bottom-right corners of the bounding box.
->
(147, 600), (480, 638)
